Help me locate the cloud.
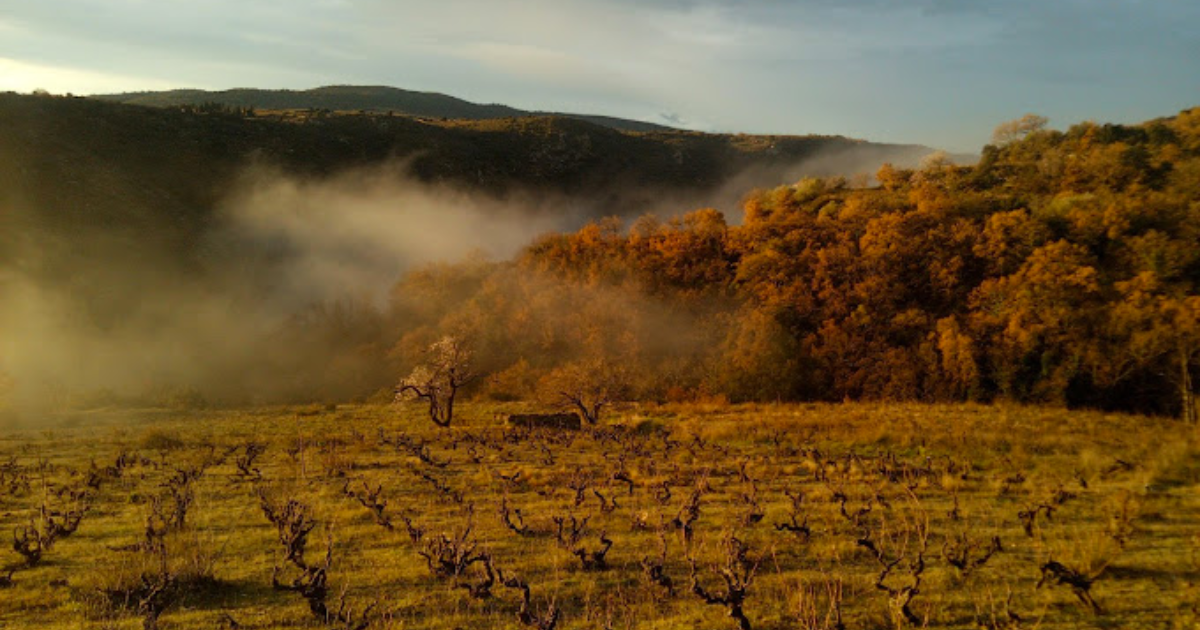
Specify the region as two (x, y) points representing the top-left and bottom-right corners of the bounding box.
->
(451, 42), (638, 101)
(0, 0), (1195, 153)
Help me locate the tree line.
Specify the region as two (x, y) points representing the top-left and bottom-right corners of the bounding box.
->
(343, 109), (1200, 419)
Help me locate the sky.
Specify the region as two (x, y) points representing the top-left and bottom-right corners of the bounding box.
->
(1, 0), (1197, 152)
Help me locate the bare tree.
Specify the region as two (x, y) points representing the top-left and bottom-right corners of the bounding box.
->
(689, 535), (760, 630)
(395, 336), (477, 428)
(991, 113), (1049, 146)
(537, 358), (628, 425)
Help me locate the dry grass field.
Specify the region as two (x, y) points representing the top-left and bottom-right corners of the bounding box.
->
(1, 402), (1197, 629)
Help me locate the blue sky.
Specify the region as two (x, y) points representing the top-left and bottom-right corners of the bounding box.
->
(1, 0), (1197, 152)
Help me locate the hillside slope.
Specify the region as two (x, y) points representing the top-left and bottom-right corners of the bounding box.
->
(0, 92), (938, 238)
(0, 91), (939, 404)
(93, 85), (676, 132)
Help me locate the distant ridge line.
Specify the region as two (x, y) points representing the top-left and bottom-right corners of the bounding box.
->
(92, 84), (678, 133)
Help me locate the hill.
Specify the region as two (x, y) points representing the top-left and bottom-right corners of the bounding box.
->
(92, 84), (676, 132)
(3, 92), (1199, 418)
(0, 91), (938, 251)
(486, 106), (1200, 416)
(0, 91), (941, 405)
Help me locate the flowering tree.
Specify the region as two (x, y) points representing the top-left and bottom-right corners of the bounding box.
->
(395, 336), (476, 427)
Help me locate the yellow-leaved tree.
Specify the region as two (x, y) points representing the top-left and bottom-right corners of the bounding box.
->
(970, 240), (1102, 403)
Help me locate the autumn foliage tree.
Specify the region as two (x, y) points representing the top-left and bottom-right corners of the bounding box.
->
(376, 106), (1200, 420)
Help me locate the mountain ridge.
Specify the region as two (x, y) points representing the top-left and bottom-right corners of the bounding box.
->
(3, 91), (943, 216)
(92, 84), (678, 133)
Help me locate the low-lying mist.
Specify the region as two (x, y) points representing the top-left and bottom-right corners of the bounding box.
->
(217, 163), (575, 307)
(0, 147), (915, 423)
(0, 162), (577, 418)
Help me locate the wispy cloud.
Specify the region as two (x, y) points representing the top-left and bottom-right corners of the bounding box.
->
(0, 0), (1196, 151)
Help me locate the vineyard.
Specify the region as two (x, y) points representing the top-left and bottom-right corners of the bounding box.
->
(1, 402), (1196, 629)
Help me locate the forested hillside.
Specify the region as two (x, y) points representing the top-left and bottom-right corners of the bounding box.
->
(0, 91), (933, 260)
(379, 110), (1200, 418)
(3, 92), (1198, 418)
(0, 91), (935, 409)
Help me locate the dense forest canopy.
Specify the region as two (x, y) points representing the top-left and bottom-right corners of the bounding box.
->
(376, 107), (1200, 418)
